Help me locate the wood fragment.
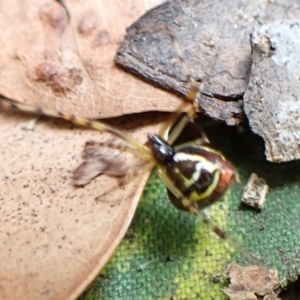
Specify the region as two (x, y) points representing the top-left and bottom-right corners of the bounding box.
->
(224, 263), (281, 300)
(244, 20), (300, 162)
(115, 0), (300, 125)
(242, 173), (269, 210)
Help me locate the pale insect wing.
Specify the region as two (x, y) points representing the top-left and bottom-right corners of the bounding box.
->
(73, 140), (127, 186)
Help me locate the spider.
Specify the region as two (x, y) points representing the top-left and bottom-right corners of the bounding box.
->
(0, 24), (254, 263)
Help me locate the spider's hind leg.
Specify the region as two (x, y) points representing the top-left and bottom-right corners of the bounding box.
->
(157, 167), (260, 265)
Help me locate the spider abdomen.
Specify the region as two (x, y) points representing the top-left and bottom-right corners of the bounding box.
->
(166, 146), (237, 211)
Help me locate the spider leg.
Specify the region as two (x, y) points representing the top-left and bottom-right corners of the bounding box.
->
(0, 98), (151, 160)
(94, 161), (154, 201)
(146, 24), (219, 145)
(73, 139), (155, 188)
(82, 140), (153, 162)
(156, 167), (261, 265)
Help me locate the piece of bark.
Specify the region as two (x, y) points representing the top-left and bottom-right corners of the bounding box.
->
(224, 263), (281, 300)
(115, 0), (300, 125)
(244, 20), (300, 162)
(242, 173), (269, 210)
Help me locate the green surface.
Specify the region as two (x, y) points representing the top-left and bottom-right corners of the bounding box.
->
(80, 119), (300, 300)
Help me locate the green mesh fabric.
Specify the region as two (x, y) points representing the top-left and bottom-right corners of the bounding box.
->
(80, 122), (300, 300)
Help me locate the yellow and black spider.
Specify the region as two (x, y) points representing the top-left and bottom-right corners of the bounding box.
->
(0, 25), (251, 261)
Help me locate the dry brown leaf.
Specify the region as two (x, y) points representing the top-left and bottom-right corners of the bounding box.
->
(0, 0), (182, 119)
(0, 110), (169, 300)
(0, 0), (176, 300)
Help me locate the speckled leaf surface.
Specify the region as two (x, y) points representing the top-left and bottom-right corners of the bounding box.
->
(0, 109), (169, 300)
(0, 0), (181, 118)
(0, 0), (173, 299)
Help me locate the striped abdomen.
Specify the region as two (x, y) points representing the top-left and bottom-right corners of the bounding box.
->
(166, 146), (237, 211)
